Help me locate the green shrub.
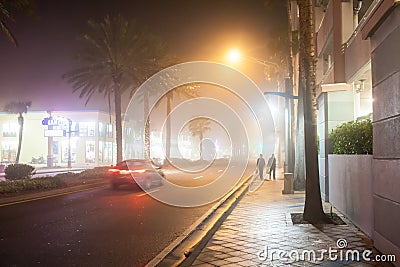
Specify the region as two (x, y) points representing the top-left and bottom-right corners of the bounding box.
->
(0, 177), (66, 195)
(77, 167), (109, 179)
(53, 172), (79, 179)
(5, 164), (35, 180)
(330, 118), (373, 154)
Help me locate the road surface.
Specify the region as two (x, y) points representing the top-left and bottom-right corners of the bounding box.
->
(0, 161), (254, 266)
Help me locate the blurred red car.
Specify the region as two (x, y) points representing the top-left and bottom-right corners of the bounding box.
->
(108, 159), (165, 190)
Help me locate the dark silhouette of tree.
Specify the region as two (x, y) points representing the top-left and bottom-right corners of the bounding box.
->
(64, 15), (167, 163)
(0, 0), (36, 46)
(4, 101), (31, 163)
(265, 0), (305, 189)
(164, 84), (198, 162)
(298, 0), (329, 223)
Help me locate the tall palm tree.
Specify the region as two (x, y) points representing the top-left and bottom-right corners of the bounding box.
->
(298, 0), (329, 223)
(0, 0), (36, 46)
(64, 15), (167, 163)
(165, 84), (198, 161)
(188, 118), (211, 160)
(134, 83), (198, 161)
(4, 101), (31, 163)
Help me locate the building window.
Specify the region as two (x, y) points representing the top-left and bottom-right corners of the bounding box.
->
(99, 122), (106, 138)
(85, 141), (96, 163)
(104, 142), (113, 163)
(2, 123), (18, 137)
(99, 141), (113, 163)
(125, 127), (133, 137)
(107, 124), (113, 138)
(70, 122), (79, 137)
(61, 140), (76, 163)
(88, 122), (95, 136)
(99, 141), (103, 162)
(1, 141), (17, 163)
(79, 122), (96, 137)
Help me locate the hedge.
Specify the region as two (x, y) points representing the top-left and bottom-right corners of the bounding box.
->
(0, 177), (66, 194)
(329, 118), (373, 154)
(5, 164), (35, 180)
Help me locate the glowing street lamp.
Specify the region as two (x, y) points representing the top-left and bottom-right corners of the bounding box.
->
(227, 49), (279, 69)
(227, 49), (241, 63)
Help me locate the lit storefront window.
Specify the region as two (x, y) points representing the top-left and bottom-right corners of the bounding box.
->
(79, 122), (96, 137)
(61, 139), (77, 163)
(107, 124), (113, 138)
(1, 141), (17, 163)
(99, 141), (113, 163)
(2, 123), (18, 137)
(99, 122), (106, 138)
(70, 122), (79, 137)
(85, 141), (95, 163)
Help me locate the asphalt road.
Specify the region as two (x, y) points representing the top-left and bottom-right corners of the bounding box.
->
(0, 162), (254, 267)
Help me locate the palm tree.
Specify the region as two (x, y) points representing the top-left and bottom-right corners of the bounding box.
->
(165, 84), (198, 161)
(4, 101), (31, 163)
(297, 0), (329, 223)
(188, 118), (211, 160)
(64, 15), (167, 163)
(284, 0), (306, 190)
(0, 0), (36, 46)
(134, 83), (198, 161)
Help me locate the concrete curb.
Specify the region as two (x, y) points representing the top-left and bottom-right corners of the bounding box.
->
(0, 181), (108, 206)
(145, 174), (254, 267)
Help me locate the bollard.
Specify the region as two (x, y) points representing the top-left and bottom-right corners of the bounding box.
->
(282, 173), (294, 194)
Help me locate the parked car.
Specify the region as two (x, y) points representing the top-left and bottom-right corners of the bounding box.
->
(108, 159), (165, 190)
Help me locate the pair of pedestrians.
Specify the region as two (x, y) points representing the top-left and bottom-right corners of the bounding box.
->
(256, 153), (276, 180)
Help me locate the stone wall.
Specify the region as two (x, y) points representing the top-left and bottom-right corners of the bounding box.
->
(369, 4), (400, 265)
(328, 155), (373, 237)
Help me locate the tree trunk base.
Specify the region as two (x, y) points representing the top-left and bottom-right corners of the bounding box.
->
(302, 212), (334, 224)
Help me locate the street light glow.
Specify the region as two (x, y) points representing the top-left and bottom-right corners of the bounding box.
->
(227, 49), (241, 63)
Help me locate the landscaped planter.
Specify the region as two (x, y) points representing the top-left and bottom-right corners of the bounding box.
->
(328, 154), (373, 237)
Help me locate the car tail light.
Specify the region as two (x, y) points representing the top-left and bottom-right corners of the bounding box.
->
(132, 169), (146, 173)
(119, 170), (131, 175)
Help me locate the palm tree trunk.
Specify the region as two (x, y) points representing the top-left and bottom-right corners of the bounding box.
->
(16, 114), (24, 163)
(298, 0), (328, 223)
(114, 88), (123, 163)
(285, 0), (296, 174)
(294, 73), (306, 190)
(144, 91), (150, 160)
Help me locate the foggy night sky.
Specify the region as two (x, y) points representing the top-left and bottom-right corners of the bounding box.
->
(0, 0), (287, 112)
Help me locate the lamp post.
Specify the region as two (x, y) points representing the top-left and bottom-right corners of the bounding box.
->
(65, 118), (78, 168)
(227, 49), (297, 175)
(264, 82), (297, 174)
(67, 118), (72, 168)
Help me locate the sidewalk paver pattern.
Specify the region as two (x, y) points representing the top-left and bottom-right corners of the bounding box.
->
(190, 176), (392, 266)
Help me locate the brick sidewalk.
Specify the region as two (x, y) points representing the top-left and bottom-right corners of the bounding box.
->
(188, 177), (393, 266)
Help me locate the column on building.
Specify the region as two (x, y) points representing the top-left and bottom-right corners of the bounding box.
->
(362, 2), (400, 264)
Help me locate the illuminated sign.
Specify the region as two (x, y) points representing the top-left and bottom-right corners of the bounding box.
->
(44, 129), (65, 137)
(42, 116), (72, 129)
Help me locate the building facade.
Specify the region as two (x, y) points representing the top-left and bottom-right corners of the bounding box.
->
(313, 0), (400, 265)
(0, 109), (227, 169)
(0, 110), (115, 167)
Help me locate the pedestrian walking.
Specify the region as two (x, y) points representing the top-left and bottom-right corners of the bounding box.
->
(256, 154), (266, 180)
(267, 154), (276, 180)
